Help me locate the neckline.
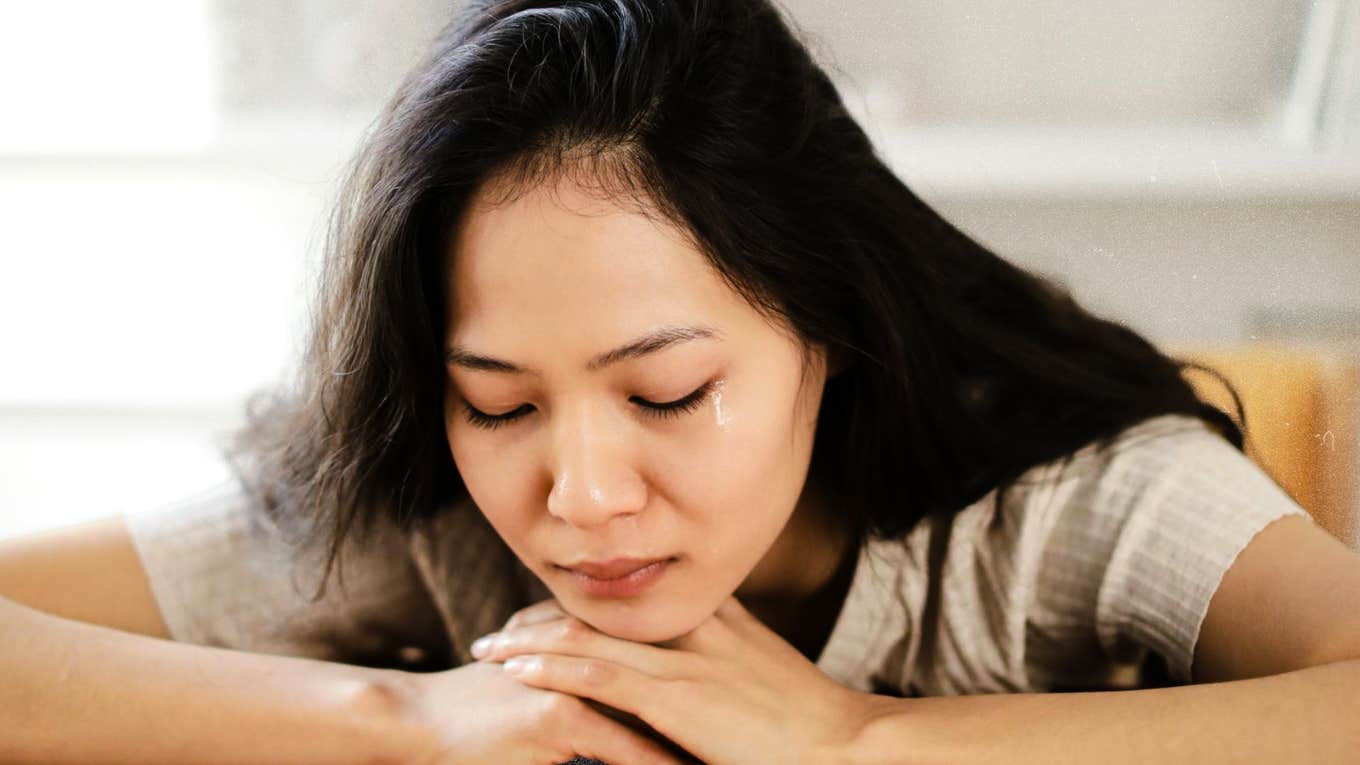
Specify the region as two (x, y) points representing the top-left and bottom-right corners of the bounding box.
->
(813, 536), (871, 668)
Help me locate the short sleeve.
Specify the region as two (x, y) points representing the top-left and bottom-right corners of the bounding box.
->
(123, 478), (451, 670)
(1028, 415), (1313, 686)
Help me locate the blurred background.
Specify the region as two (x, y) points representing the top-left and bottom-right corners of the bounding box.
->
(2, 0), (1358, 542)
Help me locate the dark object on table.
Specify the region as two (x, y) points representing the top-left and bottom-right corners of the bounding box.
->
(560, 749), (704, 764)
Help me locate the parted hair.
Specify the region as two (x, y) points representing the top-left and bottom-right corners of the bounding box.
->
(226, 0), (1249, 596)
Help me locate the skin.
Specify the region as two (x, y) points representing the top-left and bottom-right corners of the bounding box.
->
(442, 165), (854, 652)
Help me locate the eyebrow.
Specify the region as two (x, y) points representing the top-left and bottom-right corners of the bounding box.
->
(445, 324), (722, 376)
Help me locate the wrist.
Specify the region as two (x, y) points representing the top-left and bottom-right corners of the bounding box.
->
(837, 693), (924, 765)
(347, 669), (443, 765)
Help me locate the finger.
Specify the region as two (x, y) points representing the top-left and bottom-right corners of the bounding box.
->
(503, 598), (569, 630)
(488, 618), (686, 677)
(567, 698), (690, 765)
(504, 654), (673, 736)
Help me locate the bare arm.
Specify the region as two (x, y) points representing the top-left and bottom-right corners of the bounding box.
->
(0, 593), (439, 764)
(0, 516), (438, 763)
(0, 516), (169, 639)
(839, 514), (1360, 764)
(842, 659), (1360, 764)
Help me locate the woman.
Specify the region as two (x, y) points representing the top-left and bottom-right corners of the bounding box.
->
(3, 1), (1357, 763)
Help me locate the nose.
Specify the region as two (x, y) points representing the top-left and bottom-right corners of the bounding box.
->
(545, 404), (647, 529)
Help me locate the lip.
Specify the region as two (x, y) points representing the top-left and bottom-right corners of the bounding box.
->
(560, 558), (675, 598)
(559, 557), (673, 579)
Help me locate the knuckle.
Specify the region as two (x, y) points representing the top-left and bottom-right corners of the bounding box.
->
(578, 658), (615, 688)
(537, 690), (582, 722)
(558, 617), (590, 642)
(658, 673), (692, 700)
(504, 598), (560, 629)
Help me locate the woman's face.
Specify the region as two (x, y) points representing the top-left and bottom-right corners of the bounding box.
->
(443, 169), (835, 644)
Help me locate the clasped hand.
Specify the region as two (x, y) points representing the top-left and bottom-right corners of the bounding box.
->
(469, 595), (881, 765)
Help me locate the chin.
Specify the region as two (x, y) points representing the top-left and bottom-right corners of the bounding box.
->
(565, 601), (703, 645)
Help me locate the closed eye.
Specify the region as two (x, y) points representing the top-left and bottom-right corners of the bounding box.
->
(461, 380), (716, 431)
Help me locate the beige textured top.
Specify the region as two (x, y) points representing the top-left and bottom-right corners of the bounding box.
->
(124, 413), (1312, 694)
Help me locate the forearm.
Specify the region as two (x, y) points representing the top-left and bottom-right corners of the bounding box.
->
(844, 659), (1360, 764)
(0, 595), (439, 765)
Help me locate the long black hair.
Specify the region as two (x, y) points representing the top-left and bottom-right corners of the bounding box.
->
(227, 0), (1248, 593)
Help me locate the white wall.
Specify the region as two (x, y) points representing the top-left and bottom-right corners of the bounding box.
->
(2, 0), (1356, 540)
(0, 145), (344, 537)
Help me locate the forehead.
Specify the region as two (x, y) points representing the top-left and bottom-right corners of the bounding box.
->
(444, 171), (742, 340)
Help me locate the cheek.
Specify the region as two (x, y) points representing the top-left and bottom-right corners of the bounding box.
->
(655, 385), (806, 532)
(448, 442), (541, 567)
(443, 404), (532, 534)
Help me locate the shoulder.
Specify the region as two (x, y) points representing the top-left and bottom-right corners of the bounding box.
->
(1021, 412), (1312, 684)
(929, 413), (1224, 588)
(905, 412), (1306, 693)
(1030, 411), (1307, 564)
(122, 478), (454, 668)
(974, 412), (1262, 563)
(1029, 412), (1230, 493)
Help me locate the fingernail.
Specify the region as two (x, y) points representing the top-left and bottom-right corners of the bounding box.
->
(470, 634), (497, 658)
(503, 656), (534, 674)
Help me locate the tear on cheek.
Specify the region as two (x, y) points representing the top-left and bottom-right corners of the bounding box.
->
(711, 380), (733, 431)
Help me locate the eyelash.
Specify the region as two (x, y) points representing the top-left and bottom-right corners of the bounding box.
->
(461, 381), (716, 432)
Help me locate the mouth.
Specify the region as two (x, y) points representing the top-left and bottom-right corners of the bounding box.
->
(555, 557), (678, 598)
(556, 556), (676, 579)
